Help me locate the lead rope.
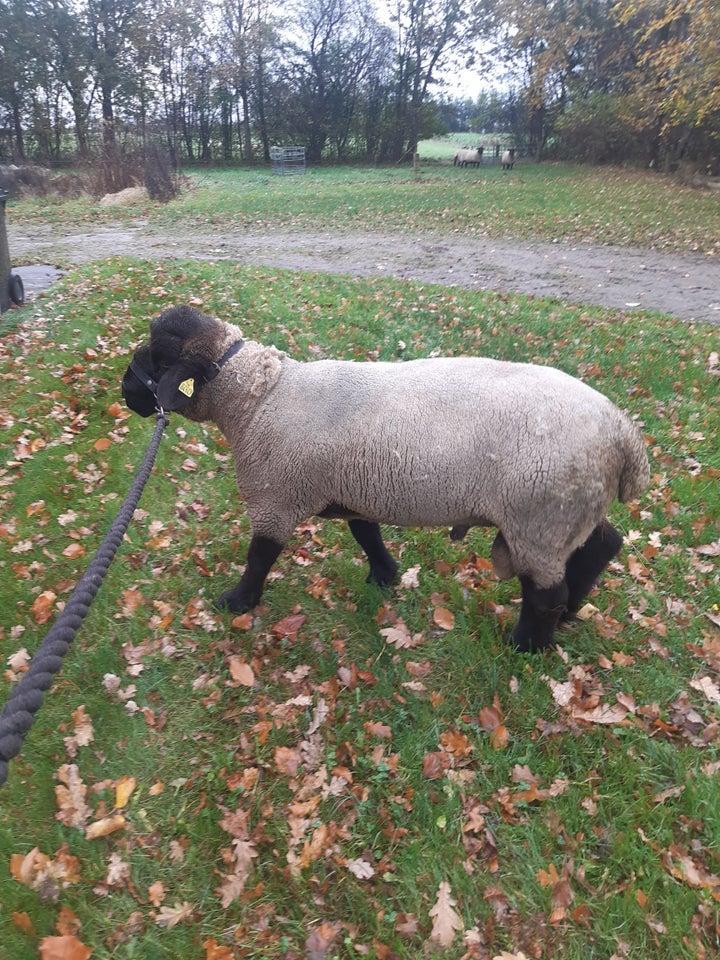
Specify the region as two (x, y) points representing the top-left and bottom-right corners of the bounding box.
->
(0, 412), (169, 788)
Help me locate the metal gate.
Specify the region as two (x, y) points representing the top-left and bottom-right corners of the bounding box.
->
(270, 146), (306, 175)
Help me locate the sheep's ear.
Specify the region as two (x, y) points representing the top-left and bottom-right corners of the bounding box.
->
(156, 362), (204, 411)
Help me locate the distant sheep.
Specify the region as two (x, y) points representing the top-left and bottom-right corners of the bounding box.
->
(502, 148), (516, 170)
(454, 147), (484, 168)
(122, 306), (649, 653)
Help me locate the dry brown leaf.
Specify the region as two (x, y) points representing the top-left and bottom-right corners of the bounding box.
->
(32, 590), (57, 624)
(148, 880), (165, 907)
(271, 613), (307, 638)
(63, 706), (94, 759)
(690, 675), (720, 705)
(346, 858), (375, 879)
(379, 619), (425, 648)
(114, 775), (136, 809)
(305, 922), (340, 960)
(155, 901), (194, 929)
(429, 880), (463, 948)
(55, 765), (92, 829)
(274, 745), (302, 777)
(433, 607), (455, 630)
(12, 912), (36, 936)
(56, 905), (82, 936)
(227, 656), (255, 687)
(423, 751), (451, 779)
(400, 564), (421, 588)
(39, 935), (93, 960)
(85, 815), (126, 841)
(202, 938), (235, 960)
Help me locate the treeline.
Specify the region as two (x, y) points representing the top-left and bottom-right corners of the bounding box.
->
(0, 0), (718, 171)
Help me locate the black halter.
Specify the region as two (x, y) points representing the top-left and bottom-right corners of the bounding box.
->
(129, 338), (244, 399)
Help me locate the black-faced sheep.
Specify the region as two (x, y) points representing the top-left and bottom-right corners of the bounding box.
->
(453, 147), (484, 168)
(122, 306), (649, 653)
(502, 148), (516, 170)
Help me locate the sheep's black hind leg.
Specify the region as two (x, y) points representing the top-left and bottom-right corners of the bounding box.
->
(348, 519), (398, 587)
(563, 520), (623, 618)
(216, 535), (283, 613)
(511, 577), (569, 653)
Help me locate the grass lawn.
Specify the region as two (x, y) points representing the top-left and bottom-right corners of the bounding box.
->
(0, 166), (719, 959)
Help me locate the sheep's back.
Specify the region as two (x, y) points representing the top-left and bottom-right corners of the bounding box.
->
(242, 356), (641, 529)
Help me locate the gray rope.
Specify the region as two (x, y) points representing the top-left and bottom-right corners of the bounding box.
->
(0, 412), (169, 788)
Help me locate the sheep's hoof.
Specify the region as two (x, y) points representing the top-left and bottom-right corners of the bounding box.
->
(366, 560), (399, 588)
(507, 625), (553, 655)
(216, 587), (260, 614)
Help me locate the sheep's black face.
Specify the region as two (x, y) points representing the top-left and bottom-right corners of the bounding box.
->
(122, 343), (159, 418)
(122, 305), (240, 417)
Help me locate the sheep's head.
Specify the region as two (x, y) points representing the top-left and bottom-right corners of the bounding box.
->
(122, 306), (242, 417)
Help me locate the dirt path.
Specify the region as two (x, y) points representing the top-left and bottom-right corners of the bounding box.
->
(9, 220), (720, 325)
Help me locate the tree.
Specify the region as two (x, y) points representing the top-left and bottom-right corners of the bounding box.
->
(387, 0), (486, 161)
(612, 0), (720, 167)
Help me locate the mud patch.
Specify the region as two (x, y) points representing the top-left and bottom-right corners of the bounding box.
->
(9, 221), (720, 325)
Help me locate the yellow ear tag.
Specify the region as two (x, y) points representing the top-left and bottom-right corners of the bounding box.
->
(178, 377), (195, 398)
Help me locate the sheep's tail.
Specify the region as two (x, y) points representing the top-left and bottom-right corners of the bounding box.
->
(618, 415), (650, 502)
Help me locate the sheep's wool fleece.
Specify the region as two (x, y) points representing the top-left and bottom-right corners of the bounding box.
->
(195, 328), (649, 590)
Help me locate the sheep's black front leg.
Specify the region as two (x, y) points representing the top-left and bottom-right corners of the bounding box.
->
(563, 520), (623, 618)
(348, 519), (398, 587)
(511, 576), (569, 653)
(217, 535), (283, 613)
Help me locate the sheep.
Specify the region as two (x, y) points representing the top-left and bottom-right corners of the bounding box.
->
(502, 148), (516, 170)
(453, 147), (484, 168)
(122, 305), (649, 653)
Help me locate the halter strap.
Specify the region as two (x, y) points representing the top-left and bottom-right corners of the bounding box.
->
(128, 339), (244, 396)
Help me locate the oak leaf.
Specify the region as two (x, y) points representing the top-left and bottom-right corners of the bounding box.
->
(346, 858), (375, 879)
(379, 619), (424, 648)
(155, 901), (194, 929)
(55, 765), (92, 829)
(429, 880), (463, 948)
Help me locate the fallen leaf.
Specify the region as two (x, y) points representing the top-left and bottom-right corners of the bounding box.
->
(346, 858), (375, 879)
(305, 922), (339, 960)
(56, 905), (82, 936)
(433, 607), (455, 630)
(228, 657), (255, 687)
(379, 619), (424, 648)
(423, 751), (451, 779)
(85, 815), (126, 840)
(155, 901), (194, 929)
(39, 935), (93, 960)
(32, 590), (57, 625)
(114, 775), (136, 809)
(202, 938), (234, 960)
(12, 912), (36, 936)
(55, 765), (92, 829)
(429, 881), (463, 948)
(400, 564), (421, 588)
(690, 675), (720, 705)
(271, 613), (307, 638)
(62, 543), (86, 559)
(93, 437), (111, 451)
(274, 746), (302, 777)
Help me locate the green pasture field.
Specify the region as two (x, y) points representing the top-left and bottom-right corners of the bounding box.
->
(11, 159), (720, 257)
(0, 166), (719, 959)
